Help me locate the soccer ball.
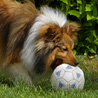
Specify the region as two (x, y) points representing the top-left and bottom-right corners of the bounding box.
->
(51, 64), (85, 91)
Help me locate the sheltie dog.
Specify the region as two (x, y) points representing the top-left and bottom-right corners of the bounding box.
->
(0, 0), (79, 85)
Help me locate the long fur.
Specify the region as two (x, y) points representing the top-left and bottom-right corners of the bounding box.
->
(0, 0), (79, 85)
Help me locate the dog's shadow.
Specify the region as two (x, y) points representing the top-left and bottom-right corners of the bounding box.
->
(0, 75), (14, 87)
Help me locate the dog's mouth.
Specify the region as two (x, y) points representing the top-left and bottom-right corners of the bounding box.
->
(51, 59), (63, 71)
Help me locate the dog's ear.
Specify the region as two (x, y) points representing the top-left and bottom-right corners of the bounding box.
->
(39, 25), (63, 43)
(45, 27), (63, 43)
(65, 22), (80, 41)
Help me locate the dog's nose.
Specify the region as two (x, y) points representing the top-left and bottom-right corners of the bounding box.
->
(74, 61), (79, 66)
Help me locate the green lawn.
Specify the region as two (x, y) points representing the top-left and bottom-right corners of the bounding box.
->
(0, 55), (98, 98)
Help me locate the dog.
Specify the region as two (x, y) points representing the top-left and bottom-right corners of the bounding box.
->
(0, 0), (79, 85)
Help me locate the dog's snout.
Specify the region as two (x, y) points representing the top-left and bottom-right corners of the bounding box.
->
(74, 61), (79, 66)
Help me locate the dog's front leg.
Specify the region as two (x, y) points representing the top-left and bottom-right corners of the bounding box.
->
(3, 63), (33, 86)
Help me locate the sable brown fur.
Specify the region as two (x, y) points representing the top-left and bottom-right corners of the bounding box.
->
(0, 0), (40, 65)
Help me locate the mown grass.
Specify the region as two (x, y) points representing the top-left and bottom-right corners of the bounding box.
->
(0, 55), (98, 98)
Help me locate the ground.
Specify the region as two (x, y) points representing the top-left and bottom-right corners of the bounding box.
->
(0, 55), (98, 98)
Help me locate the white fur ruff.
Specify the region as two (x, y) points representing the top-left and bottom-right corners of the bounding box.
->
(21, 6), (67, 72)
(41, 6), (67, 27)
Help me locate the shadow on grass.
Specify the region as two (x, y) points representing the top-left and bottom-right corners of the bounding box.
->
(0, 75), (14, 87)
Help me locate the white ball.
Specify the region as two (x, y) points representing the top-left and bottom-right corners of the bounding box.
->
(51, 64), (85, 91)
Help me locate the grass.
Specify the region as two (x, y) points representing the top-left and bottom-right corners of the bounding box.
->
(0, 55), (98, 98)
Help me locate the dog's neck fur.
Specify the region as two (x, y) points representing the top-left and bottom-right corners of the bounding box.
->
(21, 7), (67, 74)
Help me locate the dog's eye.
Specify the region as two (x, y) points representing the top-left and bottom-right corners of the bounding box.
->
(63, 48), (68, 51)
(56, 37), (60, 41)
(56, 37), (60, 40)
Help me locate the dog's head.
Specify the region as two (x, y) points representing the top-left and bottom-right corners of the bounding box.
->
(29, 7), (80, 73)
(34, 22), (79, 73)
